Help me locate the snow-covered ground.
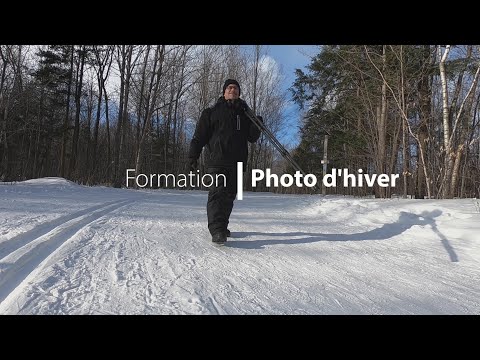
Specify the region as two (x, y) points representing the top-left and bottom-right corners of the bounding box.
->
(0, 177), (479, 314)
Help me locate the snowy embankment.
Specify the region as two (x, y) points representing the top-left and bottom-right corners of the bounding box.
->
(0, 178), (479, 314)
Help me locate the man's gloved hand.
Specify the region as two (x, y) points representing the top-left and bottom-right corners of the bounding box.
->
(189, 158), (198, 172)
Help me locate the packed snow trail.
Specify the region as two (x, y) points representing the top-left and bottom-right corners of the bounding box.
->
(1, 178), (479, 314)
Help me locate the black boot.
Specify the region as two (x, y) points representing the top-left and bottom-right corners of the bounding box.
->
(212, 232), (227, 244)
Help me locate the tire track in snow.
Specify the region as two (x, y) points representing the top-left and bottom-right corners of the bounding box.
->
(0, 199), (133, 311)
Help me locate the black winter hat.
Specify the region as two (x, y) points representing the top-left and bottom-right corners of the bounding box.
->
(223, 79), (241, 95)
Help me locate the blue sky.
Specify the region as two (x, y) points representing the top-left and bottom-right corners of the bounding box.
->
(265, 45), (319, 146)
(267, 45), (318, 89)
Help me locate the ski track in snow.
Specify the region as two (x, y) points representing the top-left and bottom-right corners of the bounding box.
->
(0, 199), (133, 313)
(1, 179), (479, 314)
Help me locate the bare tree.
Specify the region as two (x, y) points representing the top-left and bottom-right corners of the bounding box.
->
(438, 45), (480, 198)
(113, 45), (142, 187)
(59, 45), (74, 178)
(90, 45), (114, 183)
(68, 45), (86, 178)
(0, 46), (12, 179)
(133, 45), (165, 182)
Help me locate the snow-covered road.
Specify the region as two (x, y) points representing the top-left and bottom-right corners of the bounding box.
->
(1, 178), (479, 314)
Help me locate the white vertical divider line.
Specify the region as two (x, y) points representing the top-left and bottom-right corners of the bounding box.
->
(237, 162), (243, 200)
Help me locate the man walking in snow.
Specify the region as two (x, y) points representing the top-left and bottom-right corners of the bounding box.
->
(188, 79), (262, 244)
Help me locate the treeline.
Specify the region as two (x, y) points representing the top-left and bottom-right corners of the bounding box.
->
(0, 45), (286, 190)
(291, 45), (480, 199)
(2, 45), (479, 199)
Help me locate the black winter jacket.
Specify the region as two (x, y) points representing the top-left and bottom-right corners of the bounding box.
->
(188, 97), (261, 169)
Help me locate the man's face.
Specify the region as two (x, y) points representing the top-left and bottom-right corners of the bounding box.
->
(224, 84), (240, 100)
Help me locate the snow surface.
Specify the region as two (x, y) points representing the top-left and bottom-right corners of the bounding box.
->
(0, 177), (479, 314)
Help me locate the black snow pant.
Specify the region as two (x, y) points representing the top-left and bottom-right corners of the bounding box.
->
(207, 166), (238, 236)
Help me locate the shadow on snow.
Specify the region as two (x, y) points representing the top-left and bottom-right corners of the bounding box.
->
(226, 210), (458, 262)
